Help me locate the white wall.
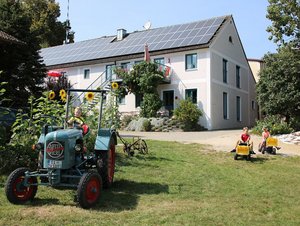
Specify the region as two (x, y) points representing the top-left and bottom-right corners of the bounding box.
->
(209, 18), (257, 130)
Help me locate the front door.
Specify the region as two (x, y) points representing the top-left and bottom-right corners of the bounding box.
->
(163, 90), (174, 116)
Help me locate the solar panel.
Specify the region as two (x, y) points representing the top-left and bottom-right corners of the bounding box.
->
(40, 15), (227, 66)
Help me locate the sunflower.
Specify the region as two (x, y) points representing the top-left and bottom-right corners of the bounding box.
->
(61, 96), (67, 102)
(85, 92), (95, 102)
(59, 89), (67, 98)
(111, 82), (119, 90)
(48, 91), (55, 100)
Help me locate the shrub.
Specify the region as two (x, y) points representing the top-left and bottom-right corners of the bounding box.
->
(252, 115), (293, 135)
(142, 119), (151, 131)
(140, 93), (162, 118)
(173, 99), (203, 131)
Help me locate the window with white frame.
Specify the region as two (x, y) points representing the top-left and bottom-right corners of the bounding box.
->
(223, 92), (228, 119)
(84, 69), (90, 79)
(236, 65), (240, 88)
(236, 96), (241, 121)
(223, 59), (228, 83)
(154, 57), (165, 72)
(121, 62), (130, 70)
(185, 89), (197, 104)
(106, 64), (114, 81)
(185, 53), (197, 70)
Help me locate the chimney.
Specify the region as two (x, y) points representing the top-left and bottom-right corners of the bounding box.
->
(117, 29), (127, 41)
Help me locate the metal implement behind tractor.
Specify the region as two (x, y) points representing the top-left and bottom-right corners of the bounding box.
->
(5, 89), (117, 209)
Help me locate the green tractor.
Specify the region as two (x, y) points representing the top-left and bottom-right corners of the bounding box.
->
(5, 89), (117, 209)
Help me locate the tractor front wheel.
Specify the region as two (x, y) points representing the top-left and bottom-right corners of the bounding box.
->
(77, 171), (102, 209)
(5, 167), (38, 204)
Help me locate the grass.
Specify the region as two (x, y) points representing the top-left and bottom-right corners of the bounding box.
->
(1, 140), (300, 225)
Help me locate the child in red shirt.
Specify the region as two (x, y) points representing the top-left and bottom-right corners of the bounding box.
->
(231, 127), (255, 154)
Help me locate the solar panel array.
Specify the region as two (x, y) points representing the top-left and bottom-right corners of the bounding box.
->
(40, 15), (227, 66)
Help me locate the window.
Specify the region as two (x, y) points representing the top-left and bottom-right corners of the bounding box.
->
(135, 93), (143, 107)
(236, 96), (241, 121)
(236, 65), (240, 88)
(223, 92), (228, 119)
(134, 60), (143, 65)
(121, 62), (130, 70)
(154, 57), (165, 65)
(185, 53), (197, 70)
(84, 69), (90, 79)
(252, 101), (255, 110)
(223, 59), (227, 83)
(118, 95), (125, 105)
(185, 89), (197, 104)
(105, 64), (114, 81)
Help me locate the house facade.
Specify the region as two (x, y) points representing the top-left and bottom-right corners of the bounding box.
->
(40, 15), (258, 130)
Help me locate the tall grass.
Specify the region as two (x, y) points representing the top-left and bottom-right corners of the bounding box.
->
(1, 140), (300, 225)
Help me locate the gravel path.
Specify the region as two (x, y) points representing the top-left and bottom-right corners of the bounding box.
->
(119, 129), (300, 156)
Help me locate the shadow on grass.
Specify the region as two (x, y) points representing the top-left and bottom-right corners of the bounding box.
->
(96, 179), (169, 212)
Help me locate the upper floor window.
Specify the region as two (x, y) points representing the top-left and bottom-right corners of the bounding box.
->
(106, 64), (114, 81)
(84, 69), (90, 79)
(121, 62), (130, 71)
(154, 57), (165, 65)
(185, 53), (197, 70)
(185, 89), (197, 104)
(236, 65), (240, 88)
(154, 57), (165, 72)
(223, 59), (228, 83)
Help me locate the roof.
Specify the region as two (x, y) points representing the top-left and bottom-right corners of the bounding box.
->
(0, 30), (24, 44)
(40, 15), (229, 67)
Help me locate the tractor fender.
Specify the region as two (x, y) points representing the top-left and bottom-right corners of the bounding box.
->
(94, 128), (117, 151)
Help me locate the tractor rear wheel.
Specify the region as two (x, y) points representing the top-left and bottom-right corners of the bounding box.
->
(5, 167), (38, 204)
(77, 171), (102, 209)
(97, 140), (116, 189)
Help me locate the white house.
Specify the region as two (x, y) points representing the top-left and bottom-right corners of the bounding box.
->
(40, 15), (258, 130)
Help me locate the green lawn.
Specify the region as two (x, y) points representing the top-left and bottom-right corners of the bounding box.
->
(1, 140), (300, 226)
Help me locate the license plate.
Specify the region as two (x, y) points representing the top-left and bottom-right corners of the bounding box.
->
(48, 160), (63, 168)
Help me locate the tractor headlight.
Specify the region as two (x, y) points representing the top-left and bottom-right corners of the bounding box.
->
(75, 144), (82, 152)
(33, 143), (44, 151)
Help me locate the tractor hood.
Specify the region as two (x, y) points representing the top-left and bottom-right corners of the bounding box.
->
(45, 128), (83, 141)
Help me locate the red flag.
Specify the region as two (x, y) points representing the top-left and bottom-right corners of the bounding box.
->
(144, 43), (150, 62)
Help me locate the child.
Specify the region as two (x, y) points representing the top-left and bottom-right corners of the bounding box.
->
(258, 126), (270, 152)
(231, 127), (255, 154)
(67, 107), (84, 127)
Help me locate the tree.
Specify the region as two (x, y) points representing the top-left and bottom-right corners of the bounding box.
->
(21, 0), (74, 48)
(256, 46), (300, 123)
(0, 0), (46, 108)
(115, 61), (165, 117)
(266, 0), (300, 47)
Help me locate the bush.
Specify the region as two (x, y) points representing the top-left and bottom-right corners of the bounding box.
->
(252, 115), (294, 135)
(173, 99), (203, 131)
(142, 119), (151, 131)
(0, 143), (38, 174)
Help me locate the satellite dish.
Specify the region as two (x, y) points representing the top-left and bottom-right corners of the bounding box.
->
(143, 21), (151, 30)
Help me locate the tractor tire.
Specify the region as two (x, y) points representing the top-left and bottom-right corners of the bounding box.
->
(97, 140), (116, 189)
(234, 154), (238, 160)
(5, 167), (38, 204)
(77, 171), (102, 209)
(246, 155), (251, 161)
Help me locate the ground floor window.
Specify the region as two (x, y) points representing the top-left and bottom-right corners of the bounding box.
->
(185, 89), (197, 104)
(236, 96), (241, 121)
(223, 92), (228, 119)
